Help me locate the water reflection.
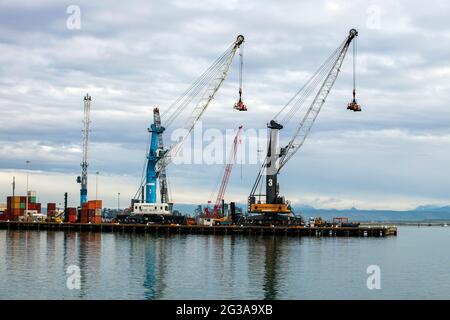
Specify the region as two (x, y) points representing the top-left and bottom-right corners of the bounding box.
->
(75, 232), (102, 298)
(4, 228), (441, 300)
(143, 235), (169, 299)
(262, 236), (280, 300)
(143, 234), (291, 300)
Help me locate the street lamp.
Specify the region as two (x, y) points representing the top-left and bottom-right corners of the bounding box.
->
(117, 192), (120, 211)
(25, 161), (30, 216)
(95, 172), (99, 201)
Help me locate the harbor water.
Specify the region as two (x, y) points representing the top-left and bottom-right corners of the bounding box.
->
(0, 226), (449, 299)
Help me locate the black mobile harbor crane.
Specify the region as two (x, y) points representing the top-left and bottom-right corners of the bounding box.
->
(248, 29), (360, 223)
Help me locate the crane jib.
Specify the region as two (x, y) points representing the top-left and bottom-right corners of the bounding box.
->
(135, 35), (245, 205)
(249, 29), (359, 211)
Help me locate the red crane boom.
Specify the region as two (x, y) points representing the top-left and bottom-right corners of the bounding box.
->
(206, 125), (243, 218)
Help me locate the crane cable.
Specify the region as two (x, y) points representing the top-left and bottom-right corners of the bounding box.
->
(274, 38), (347, 126)
(134, 42), (236, 200)
(250, 38), (347, 198)
(238, 43), (244, 98)
(353, 36), (357, 97)
(161, 43), (235, 129)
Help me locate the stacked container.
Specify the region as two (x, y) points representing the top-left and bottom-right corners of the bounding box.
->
(79, 202), (89, 223)
(47, 203), (57, 217)
(77, 200), (103, 223)
(68, 208), (77, 223)
(27, 191), (37, 204)
(6, 195), (42, 221)
(7, 196), (24, 221)
(0, 211), (9, 221)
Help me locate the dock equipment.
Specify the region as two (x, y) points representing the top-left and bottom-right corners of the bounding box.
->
(0, 221), (397, 237)
(76, 94), (91, 207)
(133, 35), (245, 211)
(248, 29), (360, 221)
(205, 125), (243, 219)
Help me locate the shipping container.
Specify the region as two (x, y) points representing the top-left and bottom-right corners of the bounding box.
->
(87, 200), (102, 210)
(47, 210), (55, 217)
(92, 216), (102, 224)
(79, 208), (89, 223)
(94, 200), (102, 209)
(69, 214), (77, 223)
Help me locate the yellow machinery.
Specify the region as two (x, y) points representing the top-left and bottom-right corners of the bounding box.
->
(249, 203), (291, 214)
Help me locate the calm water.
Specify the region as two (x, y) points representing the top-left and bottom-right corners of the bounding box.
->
(0, 226), (449, 300)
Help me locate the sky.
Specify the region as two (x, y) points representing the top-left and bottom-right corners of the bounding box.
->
(1, 0), (450, 210)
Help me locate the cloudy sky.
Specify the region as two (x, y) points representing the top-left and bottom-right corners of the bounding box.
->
(1, 0), (450, 210)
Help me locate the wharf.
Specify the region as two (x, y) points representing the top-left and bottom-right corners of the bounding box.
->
(0, 221), (397, 237)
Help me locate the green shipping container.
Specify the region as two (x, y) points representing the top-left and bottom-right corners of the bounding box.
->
(20, 203), (25, 209)
(30, 196), (36, 203)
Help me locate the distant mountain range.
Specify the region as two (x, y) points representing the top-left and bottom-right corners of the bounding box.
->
(172, 203), (450, 222)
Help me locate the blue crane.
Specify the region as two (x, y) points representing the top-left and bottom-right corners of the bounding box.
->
(134, 35), (245, 207)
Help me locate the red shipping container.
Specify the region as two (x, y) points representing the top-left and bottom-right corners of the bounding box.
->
(94, 200), (102, 209)
(0, 212), (10, 221)
(47, 203), (56, 211)
(88, 201), (95, 210)
(10, 208), (22, 221)
(69, 214), (77, 223)
(79, 208), (89, 223)
(92, 216), (102, 224)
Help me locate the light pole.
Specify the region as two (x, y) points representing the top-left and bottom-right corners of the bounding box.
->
(25, 161), (30, 216)
(95, 172), (99, 201)
(117, 192), (120, 211)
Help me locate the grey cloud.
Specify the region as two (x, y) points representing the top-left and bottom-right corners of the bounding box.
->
(1, 0), (450, 209)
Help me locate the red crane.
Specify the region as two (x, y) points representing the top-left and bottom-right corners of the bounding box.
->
(205, 125), (243, 218)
